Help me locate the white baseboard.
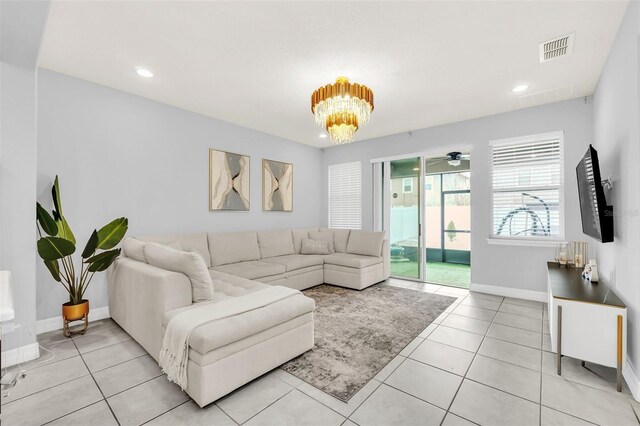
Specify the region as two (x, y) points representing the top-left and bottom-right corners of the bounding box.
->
(1, 342), (40, 367)
(36, 305), (110, 335)
(470, 282), (547, 302)
(624, 360), (640, 402)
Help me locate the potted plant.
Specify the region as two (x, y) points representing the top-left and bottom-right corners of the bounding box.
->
(36, 176), (128, 336)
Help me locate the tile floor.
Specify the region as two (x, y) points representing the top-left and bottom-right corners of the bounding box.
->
(1, 279), (639, 426)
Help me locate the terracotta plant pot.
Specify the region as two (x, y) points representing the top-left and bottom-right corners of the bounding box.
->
(62, 299), (89, 337)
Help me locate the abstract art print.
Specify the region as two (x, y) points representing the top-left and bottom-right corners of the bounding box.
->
(209, 149), (250, 211)
(262, 159), (293, 212)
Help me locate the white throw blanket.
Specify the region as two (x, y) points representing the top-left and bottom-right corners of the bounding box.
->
(159, 286), (300, 390)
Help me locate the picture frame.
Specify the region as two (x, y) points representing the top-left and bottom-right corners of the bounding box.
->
(209, 148), (250, 211)
(262, 158), (293, 212)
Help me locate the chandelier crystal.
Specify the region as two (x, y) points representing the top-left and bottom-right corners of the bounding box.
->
(311, 77), (374, 144)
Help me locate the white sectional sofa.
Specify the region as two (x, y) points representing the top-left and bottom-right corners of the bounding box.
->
(108, 227), (389, 407)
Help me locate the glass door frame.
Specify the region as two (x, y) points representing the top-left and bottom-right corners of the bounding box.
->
(385, 156), (425, 282)
(441, 187), (471, 264)
(383, 154), (470, 284)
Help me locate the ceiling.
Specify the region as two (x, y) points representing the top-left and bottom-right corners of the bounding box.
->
(39, 1), (629, 148)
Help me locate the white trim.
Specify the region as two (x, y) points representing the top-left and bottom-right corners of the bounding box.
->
(470, 282), (547, 302)
(0, 342), (40, 367)
(489, 131), (564, 147)
(486, 238), (564, 247)
(623, 360), (640, 402)
(373, 162), (383, 232)
(370, 145), (474, 164)
(36, 305), (110, 335)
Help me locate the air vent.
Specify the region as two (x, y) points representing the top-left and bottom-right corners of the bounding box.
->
(539, 33), (574, 63)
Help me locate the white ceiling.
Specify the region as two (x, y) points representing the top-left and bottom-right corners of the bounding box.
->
(39, 1), (629, 148)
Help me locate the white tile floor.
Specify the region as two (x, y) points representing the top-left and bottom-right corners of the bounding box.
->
(1, 279), (639, 425)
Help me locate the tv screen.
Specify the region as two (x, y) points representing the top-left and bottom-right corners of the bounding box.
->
(576, 145), (613, 243)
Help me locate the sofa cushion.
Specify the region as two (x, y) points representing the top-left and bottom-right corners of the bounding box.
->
(300, 239), (333, 255)
(208, 232), (261, 267)
(292, 228), (318, 253)
(324, 228), (351, 253)
(209, 271), (270, 300)
(122, 237), (147, 263)
(164, 291), (315, 355)
(138, 233), (209, 266)
(144, 242), (214, 302)
(308, 230), (335, 253)
(346, 230), (385, 257)
(257, 230), (295, 259)
(213, 261), (286, 280)
(261, 254), (324, 271)
(323, 253), (382, 269)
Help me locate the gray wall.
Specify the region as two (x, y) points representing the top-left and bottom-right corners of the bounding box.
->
(322, 98), (593, 294)
(36, 70), (323, 320)
(0, 0), (50, 353)
(592, 1), (640, 380)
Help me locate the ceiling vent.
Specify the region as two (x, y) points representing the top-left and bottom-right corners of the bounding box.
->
(539, 33), (574, 63)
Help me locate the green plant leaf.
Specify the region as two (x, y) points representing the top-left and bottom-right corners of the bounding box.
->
(96, 218), (128, 250)
(37, 236), (76, 261)
(50, 176), (76, 244)
(52, 175), (63, 217)
(36, 202), (58, 236)
(86, 248), (121, 272)
(43, 260), (61, 282)
(55, 215), (76, 245)
(82, 230), (98, 259)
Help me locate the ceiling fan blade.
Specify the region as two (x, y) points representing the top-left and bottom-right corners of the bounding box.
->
(426, 159), (445, 166)
(459, 154), (471, 160)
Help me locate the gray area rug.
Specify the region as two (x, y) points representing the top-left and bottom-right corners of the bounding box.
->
(281, 284), (456, 401)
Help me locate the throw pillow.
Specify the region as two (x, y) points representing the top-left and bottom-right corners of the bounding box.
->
(309, 230), (335, 254)
(122, 237), (147, 263)
(346, 230), (385, 257)
(301, 238), (333, 255)
(144, 242), (214, 302)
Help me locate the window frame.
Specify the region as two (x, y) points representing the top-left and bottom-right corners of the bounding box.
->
(488, 131), (565, 245)
(402, 177), (414, 194)
(328, 161), (362, 230)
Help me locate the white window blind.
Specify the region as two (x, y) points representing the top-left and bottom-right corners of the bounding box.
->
(328, 161), (362, 229)
(491, 133), (563, 239)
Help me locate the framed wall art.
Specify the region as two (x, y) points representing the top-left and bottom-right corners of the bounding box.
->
(262, 159), (293, 212)
(209, 148), (250, 211)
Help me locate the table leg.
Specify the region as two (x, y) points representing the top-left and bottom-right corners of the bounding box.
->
(557, 305), (562, 375)
(617, 315), (623, 392)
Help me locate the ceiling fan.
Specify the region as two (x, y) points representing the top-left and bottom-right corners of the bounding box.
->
(426, 152), (471, 167)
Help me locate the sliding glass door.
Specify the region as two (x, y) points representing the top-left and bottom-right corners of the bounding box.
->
(383, 154), (471, 288)
(388, 158), (422, 279)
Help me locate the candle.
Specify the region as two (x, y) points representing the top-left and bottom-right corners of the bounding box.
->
(559, 251), (567, 265)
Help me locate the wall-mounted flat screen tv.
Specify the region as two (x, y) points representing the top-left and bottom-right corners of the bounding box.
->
(576, 145), (613, 243)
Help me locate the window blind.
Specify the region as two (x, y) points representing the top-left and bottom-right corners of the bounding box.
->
(491, 136), (563, 239)
(328, 161), (362, 229)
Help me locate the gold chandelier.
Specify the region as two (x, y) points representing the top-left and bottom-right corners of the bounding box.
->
(311, 77), (374, 144)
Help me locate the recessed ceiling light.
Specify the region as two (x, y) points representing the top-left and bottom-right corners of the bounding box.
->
(136, 68), (154, 78)
(319, 134), (327, 139)
(412, 167), (420, 171)
(512, 84), (529, 93)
